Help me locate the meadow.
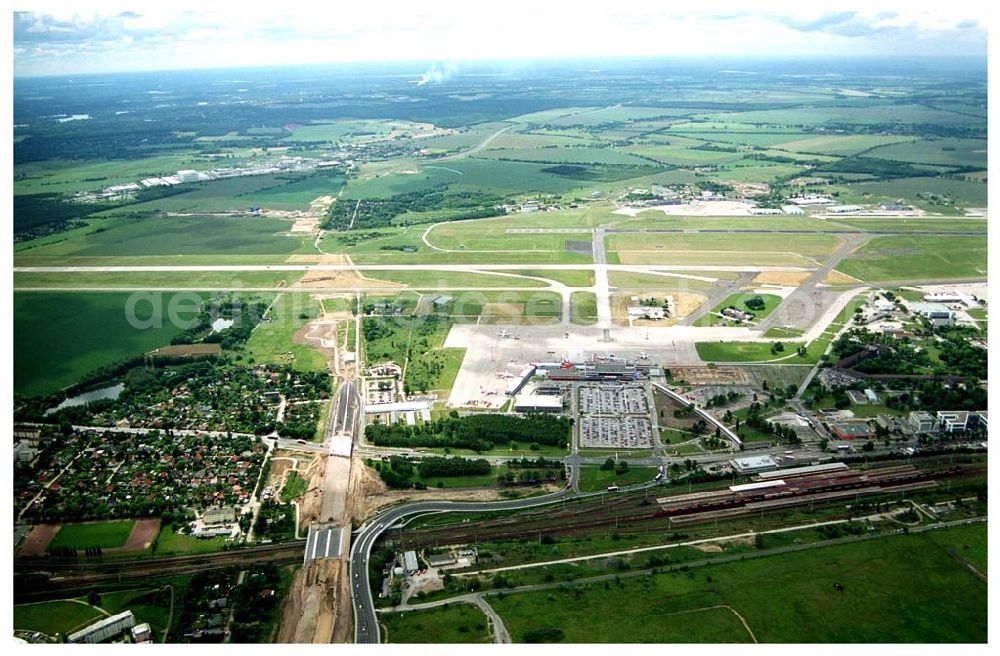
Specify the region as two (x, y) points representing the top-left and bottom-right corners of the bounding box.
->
(246, 293), (328, 372)
(838, 235), (987, 282)
(14, 291), (201, 396)
(693, 293), (784, 327)
(342, 158), (603, 199)
(13, 600), (106, 637)
(14, 215), (312, 263)
(607, 232), (840, 266)
(570, 292), (598, 325)
(383, 603), (492, 643)
(490, 524), (987, 643)
(577, 465), (659, 492)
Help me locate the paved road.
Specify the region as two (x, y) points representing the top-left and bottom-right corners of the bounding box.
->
(349, 465), (673, 643)
(756, 234), (869, 332)
(680, 271), (754, 327)
(603, 227), (985, 237)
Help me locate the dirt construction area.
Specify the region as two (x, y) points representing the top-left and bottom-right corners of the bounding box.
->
(669, 366), (749, 385)
(16, 524), (60, 557)
(278, 558), (352, 643)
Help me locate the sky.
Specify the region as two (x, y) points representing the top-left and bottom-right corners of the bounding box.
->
(11, 0), (990, 76)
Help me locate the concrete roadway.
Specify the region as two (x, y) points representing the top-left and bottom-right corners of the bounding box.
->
(756, 234), (869, 333)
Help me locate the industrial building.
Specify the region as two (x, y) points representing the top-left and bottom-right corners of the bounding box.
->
(627, 306), (666, 320)
(936, 411), (970, 433)
(923, 292), (981, 308)
(730, 455), (779, 474)
(513, 394), (563, 413)
(908, 410), (937, 434)
(909, 302), (955, 324)
(403, 550), (419, 574)
(195, 506), (241, 538)
(68, 611), (136, 644)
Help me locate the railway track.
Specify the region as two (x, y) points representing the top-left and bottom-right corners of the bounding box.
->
(14, 543), (304, 598)
(381, 464), (984, 548)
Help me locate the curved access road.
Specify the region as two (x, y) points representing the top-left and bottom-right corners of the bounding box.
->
(350, 468), (665, 643)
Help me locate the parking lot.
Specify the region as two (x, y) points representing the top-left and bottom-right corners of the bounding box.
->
(579, 384), (649, 414)
(580, 416), (653, 448)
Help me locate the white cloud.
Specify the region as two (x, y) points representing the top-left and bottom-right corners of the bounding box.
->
(12, 0), (988, 76)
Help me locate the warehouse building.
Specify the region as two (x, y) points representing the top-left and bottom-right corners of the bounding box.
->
(830, 422), (872, 440)
(68, 611), (136, 644)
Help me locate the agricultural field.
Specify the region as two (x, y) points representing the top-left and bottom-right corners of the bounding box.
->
(475, 146), (654, 166)
(864, 138), (987, 169)
(490, 524), (987, 643)
(14, 291), (202, 396)
(14, 215), (312, 265)
(849, 176), (988, 209)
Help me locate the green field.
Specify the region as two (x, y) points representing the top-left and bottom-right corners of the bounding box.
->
(476, 146), (653, 166)
(424, 221), (593, 254)
(383, 602), (492, 643)
(368, 270), (548, 288)
(570, 292), (598, 325)
(49, 520), (136, 550)
(694, 293), (783, 327)
(15, 215), (311, 264)
(246, 293), (329, 372)
(14, 153), (214, 196)
(14, 291), (202, 396)
(14, 270), (302, 290)
(280, 471), (308, 502)
(850, 176), (988, 208)
(695, 341), (811, 364)
(577, 465), (659, 492)
(838, 236), (987, 282)
(444, 290), (563, 323)
(490, 524), (987, 643)
(498, 269), (595, 287)
(864, 138), (987, 169)
(342, 158), (601, 199)
(99, 586), (174, 640)
(773, 134), (916, 156)
(14, 600), (107, 637)
(606, 232), (840, 266)
(607, 271), (718, 290)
